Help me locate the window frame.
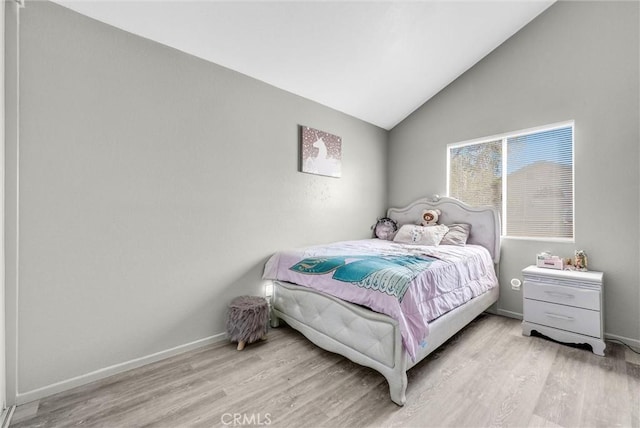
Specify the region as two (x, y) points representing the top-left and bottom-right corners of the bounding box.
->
(446, 120), (575, 242)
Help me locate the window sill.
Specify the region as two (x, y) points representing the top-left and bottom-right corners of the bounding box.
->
(501, 236), (575, 244)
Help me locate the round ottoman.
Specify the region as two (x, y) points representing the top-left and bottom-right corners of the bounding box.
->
(226, 296), (269, 351)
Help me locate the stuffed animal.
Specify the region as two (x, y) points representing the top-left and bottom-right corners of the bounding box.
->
(575, 250), (588, 271)
(421, 209), (441, 226)
(372, 217), (398, 240)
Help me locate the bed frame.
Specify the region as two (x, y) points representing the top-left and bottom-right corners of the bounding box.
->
(269, 195), (501, 406)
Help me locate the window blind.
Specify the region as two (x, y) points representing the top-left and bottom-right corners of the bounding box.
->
(506, 126), (573, 238)
(447, 122), (574, 240)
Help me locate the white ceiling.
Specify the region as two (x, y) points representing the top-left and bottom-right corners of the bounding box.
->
(51, 0), (555, 130)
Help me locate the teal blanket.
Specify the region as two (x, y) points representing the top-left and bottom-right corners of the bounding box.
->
(290, 255), (435, 302)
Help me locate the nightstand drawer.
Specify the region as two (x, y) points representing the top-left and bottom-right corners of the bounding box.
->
(523, 281), (600, 310)
(523, 299), (601, 338)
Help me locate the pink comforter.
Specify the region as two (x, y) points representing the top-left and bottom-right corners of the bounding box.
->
(263, 239), (498, 360)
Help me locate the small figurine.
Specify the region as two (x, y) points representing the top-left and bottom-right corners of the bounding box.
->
(564, 258), (574, 270)
(575, 250), (588, 271)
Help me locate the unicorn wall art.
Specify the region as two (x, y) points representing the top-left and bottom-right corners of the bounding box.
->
(300, 126), (342, 178)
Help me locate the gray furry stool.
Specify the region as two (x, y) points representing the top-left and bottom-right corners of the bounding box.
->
(226, 296), (269, 351)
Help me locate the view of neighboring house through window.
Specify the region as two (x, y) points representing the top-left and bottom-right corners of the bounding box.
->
(447, 122), (574, 240)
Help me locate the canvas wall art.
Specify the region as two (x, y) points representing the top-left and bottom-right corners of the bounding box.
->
(300, 125), (342, 178)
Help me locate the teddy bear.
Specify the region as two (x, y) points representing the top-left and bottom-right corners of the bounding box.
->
(421, 209), (441, 226)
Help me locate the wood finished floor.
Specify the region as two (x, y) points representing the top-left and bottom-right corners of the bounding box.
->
(10, 314), (640, 428)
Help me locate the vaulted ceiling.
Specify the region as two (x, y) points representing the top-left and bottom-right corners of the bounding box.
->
(51, 1), (555, 130)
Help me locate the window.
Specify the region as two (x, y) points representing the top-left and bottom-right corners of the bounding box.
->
(447, 122), (574, 240)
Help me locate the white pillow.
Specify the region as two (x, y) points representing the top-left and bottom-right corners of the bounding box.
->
(393, 224), (449, 246)
(440, 223), (471, 246)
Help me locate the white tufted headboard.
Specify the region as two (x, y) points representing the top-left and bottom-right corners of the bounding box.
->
(387, 195), (501, 264)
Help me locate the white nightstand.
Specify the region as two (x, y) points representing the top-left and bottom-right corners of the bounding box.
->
(521, 265), (605, 356)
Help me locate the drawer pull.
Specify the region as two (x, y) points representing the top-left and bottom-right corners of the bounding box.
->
(545, 312), (574, 321)
(544, 291), (575, 299)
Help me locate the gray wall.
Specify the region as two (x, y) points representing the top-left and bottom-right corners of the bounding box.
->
(8, 1), (388, 399)
(7, 0), (639, 404)
(5, 0), (20, 405)
(389, 1), (639, 344)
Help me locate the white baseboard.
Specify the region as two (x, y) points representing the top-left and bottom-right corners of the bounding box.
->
(0, 405), (15, 428)
(13, 323), (640, 406)
(604, 332), (640, 350)
(497, 309), (523, 320)
(15, 332), (227, 405)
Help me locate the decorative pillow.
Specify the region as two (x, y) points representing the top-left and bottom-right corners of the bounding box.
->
(440, 223), (471, 246)
(393, 224), (449, 246)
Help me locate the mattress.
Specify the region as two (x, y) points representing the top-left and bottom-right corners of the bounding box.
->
(263, 239), (498, 359)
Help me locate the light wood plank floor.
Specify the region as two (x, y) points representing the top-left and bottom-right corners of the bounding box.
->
(10, 314), (640, 427)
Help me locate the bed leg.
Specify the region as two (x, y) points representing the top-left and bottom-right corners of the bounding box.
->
(387, 371), (408, 406)
(270, 315), (281, 328)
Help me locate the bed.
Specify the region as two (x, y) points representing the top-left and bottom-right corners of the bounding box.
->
(262, 195), (501, 406)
